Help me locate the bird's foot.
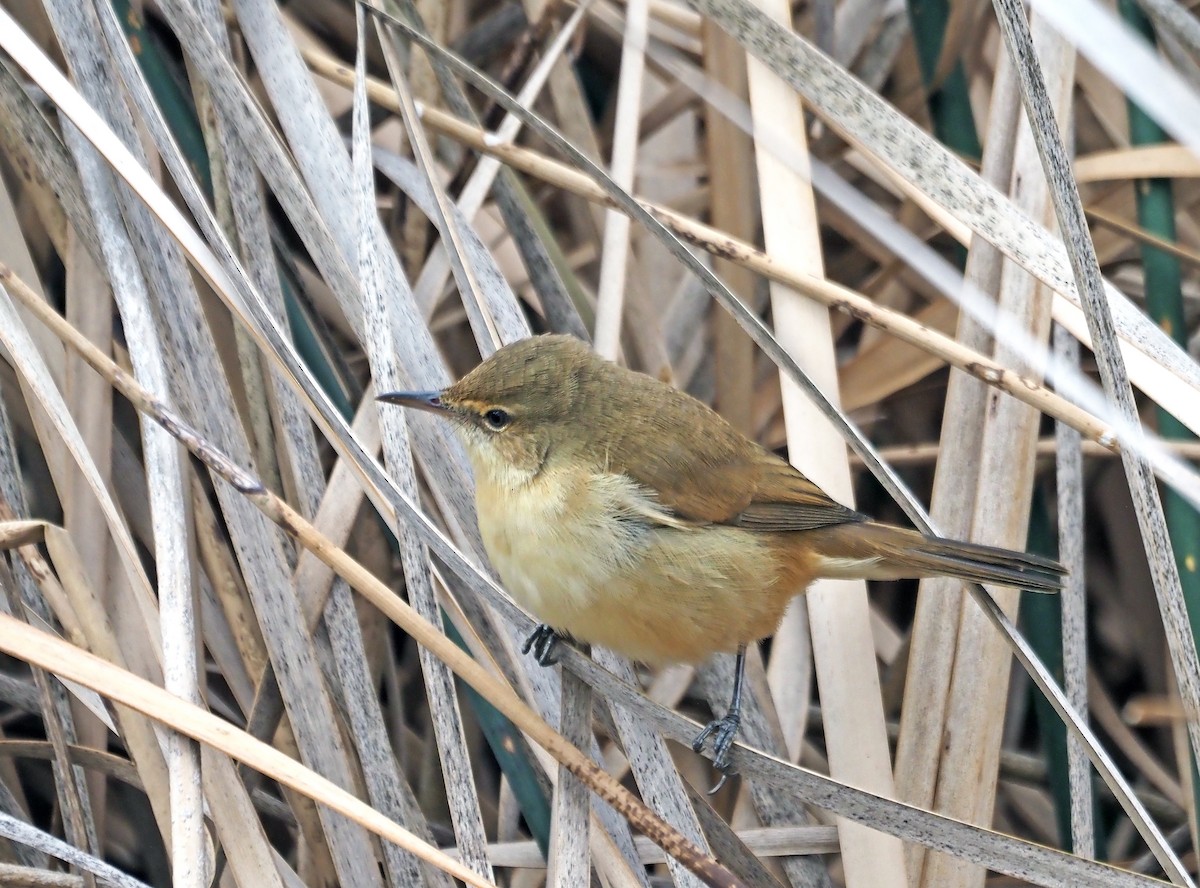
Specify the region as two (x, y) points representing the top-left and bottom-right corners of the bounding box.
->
(691, 712), (741, 794)
(521, 624), (564, 666)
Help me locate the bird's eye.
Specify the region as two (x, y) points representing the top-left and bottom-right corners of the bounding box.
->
(482, 408), (511, 431)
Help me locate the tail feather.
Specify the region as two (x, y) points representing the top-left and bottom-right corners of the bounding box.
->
(809, 523), (1065, 592)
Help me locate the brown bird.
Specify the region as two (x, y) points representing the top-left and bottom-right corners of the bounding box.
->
(380, 335), (1063, 783)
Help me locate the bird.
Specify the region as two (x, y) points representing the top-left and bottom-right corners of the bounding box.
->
(379, 334), (1064, 786)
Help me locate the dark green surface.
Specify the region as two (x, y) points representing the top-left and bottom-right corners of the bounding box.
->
(905, 0), (981, 266)
(905, 0), (983, 161)
(1023, 492), (1103, 853)
(1119, 0), (1200, 844)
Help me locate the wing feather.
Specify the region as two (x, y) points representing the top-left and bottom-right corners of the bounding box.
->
(732, 452), (866, 532)
(580, 372), (864, 532)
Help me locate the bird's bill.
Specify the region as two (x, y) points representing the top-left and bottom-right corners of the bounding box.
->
(376, 390), (448, 414)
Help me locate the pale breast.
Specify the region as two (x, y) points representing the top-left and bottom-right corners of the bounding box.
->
(476, 467), (654, 633)
(475, 465), (804, 665)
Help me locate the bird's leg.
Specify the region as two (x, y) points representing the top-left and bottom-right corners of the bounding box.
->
(691, 644), (747, 793)
(521, 623), (564, 666)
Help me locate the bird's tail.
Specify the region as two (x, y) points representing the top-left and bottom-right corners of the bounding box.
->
(808, 522), (1064, 592)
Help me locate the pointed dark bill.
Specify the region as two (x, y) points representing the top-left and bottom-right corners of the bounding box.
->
(376, 391), (447, 414)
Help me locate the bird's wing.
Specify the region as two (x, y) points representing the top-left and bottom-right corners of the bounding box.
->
(603, 423), (760, 523)
(730, 453), (867, 532)
(596, 384), (864, 531)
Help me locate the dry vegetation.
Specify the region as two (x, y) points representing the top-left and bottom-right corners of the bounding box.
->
(0, 0), (1199, 886)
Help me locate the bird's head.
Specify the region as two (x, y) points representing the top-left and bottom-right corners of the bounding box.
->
(377, 335), (601, 486)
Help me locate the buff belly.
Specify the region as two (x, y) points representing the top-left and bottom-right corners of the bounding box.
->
(476, 467), (805, 665)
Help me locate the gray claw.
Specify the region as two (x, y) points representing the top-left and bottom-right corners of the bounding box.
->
(521, 624), (562, 666)
(692, 712), (741, 792)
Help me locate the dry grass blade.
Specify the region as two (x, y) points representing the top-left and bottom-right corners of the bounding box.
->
(368, 13), (714, 879)
(0, 224), (1174, 887)
(3, 8), (458, 888)
(0, 262), (748, 888)
(0, 613), (494, 888)
(406, 2), (589, 324)
(919, 18), (1073, 888)
(552, 642), (1174, 888)
(0, 812), (150, 888)
(546, 670), (593, 885)
(54, 7), (205, 880)
(992, 5), (1200, 885)
(9, 8), (391, 883)
(1029, 0), (1200, 155)
(743, 1), (905, 884)
(5, 0), (1200, 884)
(351, 10), (493, 881)
(1134, 0), (1200, 63)
(685, 0), (1200, 415)
(342, 63), (1200, 498)
(370, 3), (503, 354)
(475, 825), (839, 866)
(333, 12), (1190, 880)
(1055, 323), (1095, 858)
(305, 54), (1182, 464)
(593, 0), (648, 357)
(592, 646), (714, 888)
(0, 520), (47, 549)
